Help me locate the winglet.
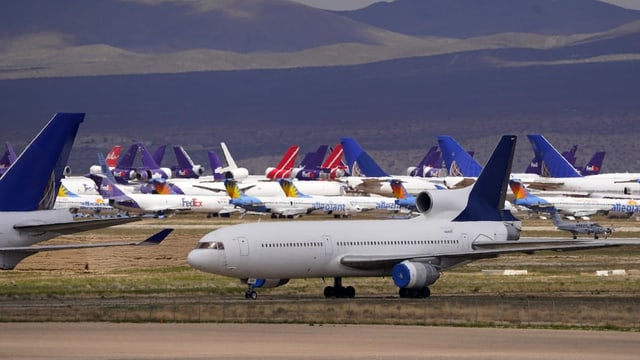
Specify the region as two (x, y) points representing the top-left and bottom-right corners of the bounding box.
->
(138, 228), (173, 245)
(0, 113), (84, 211)
(453, 135), (518, 222)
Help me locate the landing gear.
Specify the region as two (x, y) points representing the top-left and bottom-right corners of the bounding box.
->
(245, 290), (258, 300)
(323, 277), (356, 298)
(398, 287), (431, 299)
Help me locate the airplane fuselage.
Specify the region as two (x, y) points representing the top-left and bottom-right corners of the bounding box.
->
(188, 217), (511, 279)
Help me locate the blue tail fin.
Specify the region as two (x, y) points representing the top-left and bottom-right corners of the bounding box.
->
(437, 136), (482, 177)
(0, 113), (84, 211)
(579, 151), (605, 176)
(0, 142), (17, 175)
(527, 135), (581, 178)
(340, 137), (387, 177)
(453, 135), (518, 222)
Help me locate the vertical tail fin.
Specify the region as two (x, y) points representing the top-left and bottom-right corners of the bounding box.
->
(0, 113), (84, 211)
(340, 137), (387, 177)
(274, 145), (300, 170)
(409, 146), (442, 177)
(321, 144), (344, 169)
(279, 179), (310, 198)
(526, 135), (581, 178)
(561, 144), (578, 167)
(0, 142), (18, 175)
(389, 179), (416, 209)
(115, 144), (139, 169)
(208, 151), (226, 180)
(87, 173), (129, 200)
(104, 145), (121, 169)
(300, 145), (328, 169)
(453, 135), (517, 222)
(152, 145), (166, 166)
(224, 179), (243, 199)
(139, 143), (161, 169)
(437, 136), (482, 177)
(579, 151), (605, 176)
(220, 142), (238, 170)
(172, 146), (204, 178)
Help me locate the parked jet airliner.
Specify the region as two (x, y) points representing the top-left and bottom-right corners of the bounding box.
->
(0, 113), (171, 270)
(188, 135), (640, 299)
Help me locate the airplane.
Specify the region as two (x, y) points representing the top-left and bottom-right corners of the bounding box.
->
(0, 142), (17, 176)
(576, 151), (606, 176)
(214, 142), (250, 181)
(170, 146), (205, 179)
(223, 179), (308, 218)
(388, 179), (417, 211)
(54, 183), (119, 216)
(278, 179), (405, 217)
(89, 173), (238, 218)
(406, 145), (445, 178)
(0, 112), (172, 270)
(189, 135), (640, 299)
(265, 145), (300, 180)
(509, 179), (630, 217)
(438, 135), (483, 178)
(523, 134), (640, 195)
(549, 208), (613, 239)
(339, 137), (443, 196)
(291, 144), (349, 180)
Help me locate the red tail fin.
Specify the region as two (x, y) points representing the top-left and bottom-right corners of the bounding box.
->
(105, 145), (122, 168)
(275, 145), (300, 170)
(322, 144), (344, 168)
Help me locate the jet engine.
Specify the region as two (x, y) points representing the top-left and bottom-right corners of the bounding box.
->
(246, 278), (290, 288)
(391, 261), (440, 289)
(192, 165), (205, 176)
(63, 166), (72, 177)
(135, 169), (152, 181)
(415, 188), (470, 219)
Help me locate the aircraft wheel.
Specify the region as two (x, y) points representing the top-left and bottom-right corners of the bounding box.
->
(345, 286), (356, 298)
(324, 286), (335, 298)
(245, 290), (258, 300)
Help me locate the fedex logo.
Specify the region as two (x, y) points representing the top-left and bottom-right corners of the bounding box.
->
(182, 198), (203, 208)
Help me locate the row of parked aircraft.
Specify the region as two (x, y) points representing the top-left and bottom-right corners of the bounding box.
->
(2, 113), (640, 301)
(13, 128), (631, 222)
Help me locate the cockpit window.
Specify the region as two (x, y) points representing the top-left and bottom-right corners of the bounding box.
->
(197, 241), (224, 250)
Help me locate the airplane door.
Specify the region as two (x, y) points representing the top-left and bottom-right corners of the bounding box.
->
(237, 236), (249, 256)
(460, 233), (468, 251)
(323, 235), (332, 255)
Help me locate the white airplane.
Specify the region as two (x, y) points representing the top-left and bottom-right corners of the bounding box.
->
(221, 179), (310, 218)
(0, 113), (172, 270)
(89, 174), (239, 218)
(278, 179), (408, 217)
(54, 183), (120, 216)
(509, 180), (637, 217)
(339, 137), (445, 196)
(188, 135), (640, 299)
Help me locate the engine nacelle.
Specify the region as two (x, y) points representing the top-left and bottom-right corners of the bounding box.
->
(192, 165), (205, 176)
(392, 261), (440, 289)
(136, 169), (152, 181)
(63, 166), (72, 177)
(415, 188), (471, 219)
(406, 166), (417, 176)
(247, 278), (290, 289)
(227, 168), (249, 181)
(160, 168), (172, 179)
(89, 165), (102, 175)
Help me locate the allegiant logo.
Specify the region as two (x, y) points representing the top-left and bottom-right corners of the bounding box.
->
(610, 203), (640, 213)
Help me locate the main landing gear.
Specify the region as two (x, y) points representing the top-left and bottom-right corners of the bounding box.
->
(398, 287), (431, 299)
(323, 277), (355, 298)
(245, 289), (258, 300)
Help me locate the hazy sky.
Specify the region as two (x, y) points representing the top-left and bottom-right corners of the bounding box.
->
(291, 0), (640, 11)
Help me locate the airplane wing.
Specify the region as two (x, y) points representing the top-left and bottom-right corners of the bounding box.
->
(13, 216), (141, 235)
(0, 228), (172, 253)
(524, 181), (565, 191)
(193, 184), (257, 193)
(339, 237), (640, 270)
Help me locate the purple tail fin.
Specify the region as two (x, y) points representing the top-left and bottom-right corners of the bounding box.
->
(0, 142), (17, 175)
(579, 151), (605, 176)
(300, 145), (328, 169)
(152, 145), (166, 166)
(208, 151), (225, 180)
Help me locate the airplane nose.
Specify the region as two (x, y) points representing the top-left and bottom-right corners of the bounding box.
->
(187, 249), (213, 273)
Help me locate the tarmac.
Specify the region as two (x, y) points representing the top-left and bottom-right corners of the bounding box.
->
(1, 323), (638, 359)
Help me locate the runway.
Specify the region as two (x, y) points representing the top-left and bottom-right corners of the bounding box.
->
(1, 323), (638, 359)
